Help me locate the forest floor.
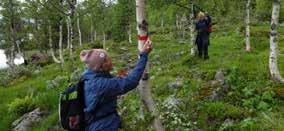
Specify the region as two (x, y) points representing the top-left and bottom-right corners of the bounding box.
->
(0, 23), (284, 131)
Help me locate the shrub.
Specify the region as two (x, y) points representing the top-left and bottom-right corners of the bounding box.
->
(46, 76), (68, 89)
(7, 95), (36, 116)
(197, 102), (249, 130)
(0, 65), (35, 87)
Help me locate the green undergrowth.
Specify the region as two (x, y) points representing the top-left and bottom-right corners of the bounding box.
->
(0, 23), (283, 130)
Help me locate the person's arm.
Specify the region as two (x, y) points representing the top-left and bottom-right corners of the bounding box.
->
(103, 40), (152, 96)
(106, 52), (148, 96)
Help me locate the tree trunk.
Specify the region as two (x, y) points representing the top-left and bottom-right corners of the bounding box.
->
(69, 16), (74, 66)
(34, 18), (42, 53)
(245, 0), (251, 52)
(190, 2), (196, 55)
(67, 17), (70, 49)
(48, 25), (61, 63)
(68, 0), (76, 68)
(77, 12), (82, 46)
(181, 15), (186, 39)
(128, 24), (132, 44)
(90, 17), (94, 43)
(103, 31), (106, 49)
(94, 30), (97, 41)
(59, 22), (64, 67)
(161, 13), (164, 33)
(136, 0), (165, 130)
(269, 0), (284, 82)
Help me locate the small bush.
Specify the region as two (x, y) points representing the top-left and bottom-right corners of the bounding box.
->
(7, 95), (36, 116)
(198, 102), (249, 130)
(0, 66), (35, 87)
(46, 76), (68, 89)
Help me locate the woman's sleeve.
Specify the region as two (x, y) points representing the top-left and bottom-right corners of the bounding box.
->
(103, 52), (148, 96)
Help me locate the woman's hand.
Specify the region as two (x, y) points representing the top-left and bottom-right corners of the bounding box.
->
(142, 39), (153, 54)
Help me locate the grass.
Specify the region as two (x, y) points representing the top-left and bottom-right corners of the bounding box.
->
(0, 23), (283, 130)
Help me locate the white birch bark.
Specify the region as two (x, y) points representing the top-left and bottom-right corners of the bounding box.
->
(69, 16), (74, 64)
(128, 24), (132, 44)
(245, 0), (251, 51)
(59, 23), (64, 66)
(94, 30), (97, 41)
(90, 17), (94, 43)
(103, 31), (106, 49)
(136, 0), (165, 130)
(77, 12), (82, 46)
(269, 0), (284, 82)
(48, 25), (61, 63)
(67, 17), (70, 49)
(190, 2), (196, 55)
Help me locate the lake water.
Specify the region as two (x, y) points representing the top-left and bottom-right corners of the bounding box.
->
(0, 49), (25, 69)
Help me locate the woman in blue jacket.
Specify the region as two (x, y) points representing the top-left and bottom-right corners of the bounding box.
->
(195, 12), (211, 59)
(79, 40), (153, 131)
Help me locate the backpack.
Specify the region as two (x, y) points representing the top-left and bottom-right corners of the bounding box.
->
(208, 24), (213, 33)
(59, 78), (86, 131)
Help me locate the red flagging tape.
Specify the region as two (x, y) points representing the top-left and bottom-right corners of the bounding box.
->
(138, 35), (148, 41)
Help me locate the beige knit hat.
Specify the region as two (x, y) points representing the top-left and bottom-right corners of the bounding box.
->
(80, 49), (112, 72)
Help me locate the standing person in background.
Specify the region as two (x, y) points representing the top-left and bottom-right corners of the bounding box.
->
(195, 12), (210, 59)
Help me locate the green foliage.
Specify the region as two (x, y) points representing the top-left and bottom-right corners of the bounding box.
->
(46, 75), (68, 89)
(197, 102), (249, 130)
(0, 65), (34, 87)
(226, 66), (278, 111)
(7, 95), (36, 116)
(112, 0), (135, 41)
(255, 0), (272, 21)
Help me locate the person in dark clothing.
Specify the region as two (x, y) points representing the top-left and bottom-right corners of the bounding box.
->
(195, 12), (210, 59)
(79, 40), (152, 131)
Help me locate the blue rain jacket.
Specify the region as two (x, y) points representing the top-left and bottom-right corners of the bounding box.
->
(81, 52), (148, 131)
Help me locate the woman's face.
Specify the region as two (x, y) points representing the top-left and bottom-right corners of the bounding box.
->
(199, 16), (205, 21)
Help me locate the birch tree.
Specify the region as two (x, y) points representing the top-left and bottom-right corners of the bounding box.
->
(190, 1), (196, 55)
(67, 0), (76, 67)
(58, 0), (65, 67)
(67, 16), (71, 49)
(59, 21), (64, 67)
(136, 0), (165, 130)
(48, 24), (61, 63)
(269, 0), (284, 82)
(245, 0), (251, 52)
(77, 12), (82, 46)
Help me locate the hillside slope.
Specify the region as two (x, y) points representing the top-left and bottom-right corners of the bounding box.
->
(0, 24), (284, 131)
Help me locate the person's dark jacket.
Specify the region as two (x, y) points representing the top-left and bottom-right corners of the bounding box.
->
(195, 19), (210, 46)
(82, 52), (148, 131)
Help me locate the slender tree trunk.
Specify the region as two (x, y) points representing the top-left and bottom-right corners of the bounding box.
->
(269, 0), (284, 82)
(161, 13), (164, 33)
(34, 18), (42, 53)
(136, 0), (165, 130)
(176, 14), (179, 30)
(59, 22), (64, 67)
(245, 0), (251, 51)
(94, 30), (97, 41)
(181, 15), (186, 39)
(103, 31), (106, 49)
(48, 25), (61, 63)
(7, 0), (16, 68)
(69, 16), (74, 66)
(190, 2), (196, 55)
(77, 12), (82, 46)
(67, 17), (70, 49)
(68, 0), (76, 68)
(128, 24), (132, 44)
(90, 17), (94, 43)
